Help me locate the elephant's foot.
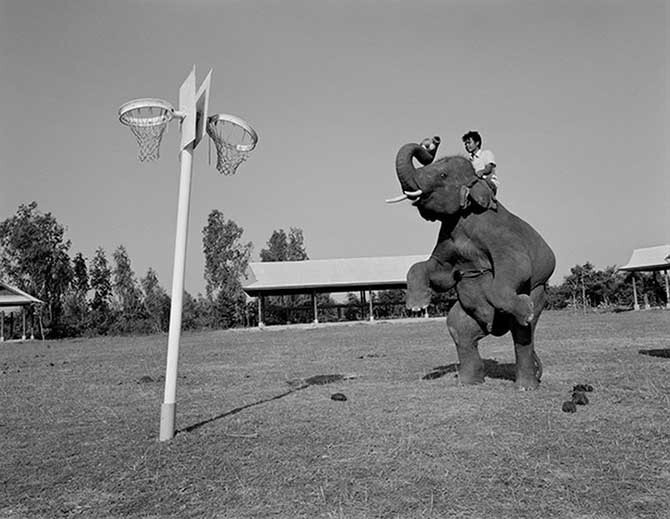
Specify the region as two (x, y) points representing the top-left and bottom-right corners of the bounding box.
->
(406, 261), (434, 312)
(514, 374), (540, 391)
(407, 292), (431, 313)
(458, 363), (485, 385)
(511, 294), (534, 326)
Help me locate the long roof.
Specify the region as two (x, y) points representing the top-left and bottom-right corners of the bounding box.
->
(0, 282), (43, 307)
(242, 255), (428, 296)
(619, 245), (670, 272)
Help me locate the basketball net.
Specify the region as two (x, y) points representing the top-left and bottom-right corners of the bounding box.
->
(130, 123), (169, 162)
(206, 114), (258, 175)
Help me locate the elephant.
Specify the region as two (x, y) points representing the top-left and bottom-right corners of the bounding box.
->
(388, 136), (556, 390)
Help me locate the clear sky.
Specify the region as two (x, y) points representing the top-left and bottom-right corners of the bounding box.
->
(1, 0), (667, 295)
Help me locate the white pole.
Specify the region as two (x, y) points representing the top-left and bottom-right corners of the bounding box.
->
(160, 144), (194, 442)
(368, 290), (374, 321)
(632, 274), (640, 311)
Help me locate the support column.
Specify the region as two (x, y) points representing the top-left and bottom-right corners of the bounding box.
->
(257, 296), (264, 327)
(368, 290), (374, 321)
(312, 291), (319, 324)
(1, 311), (4, 342)
(22, 307), (26, 341)
(632, 274), (640, 310)
(424, 307), (429, 318)
(30, 306), (35, 340)
(665, 270), (670, 309)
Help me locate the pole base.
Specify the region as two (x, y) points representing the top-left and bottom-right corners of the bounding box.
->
(160, 402), (176, 441)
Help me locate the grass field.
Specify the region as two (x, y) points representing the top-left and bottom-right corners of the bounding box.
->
(2, 310), (670, 518)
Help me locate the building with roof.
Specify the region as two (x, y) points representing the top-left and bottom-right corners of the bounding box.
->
(618, 245), (670, 310)
(0, 282), (43, 341)
(242, 255), (428, 326)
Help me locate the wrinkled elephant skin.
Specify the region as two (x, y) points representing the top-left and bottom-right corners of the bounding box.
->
(394, 138), (556, 390)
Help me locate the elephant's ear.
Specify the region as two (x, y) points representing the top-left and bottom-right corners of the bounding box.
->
(468, 180), (497, 211)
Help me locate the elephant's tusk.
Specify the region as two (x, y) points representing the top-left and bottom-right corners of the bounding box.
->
(385, 194), (409, 203)
(404, 189), (423, 197)
(385, 190), (423, 204)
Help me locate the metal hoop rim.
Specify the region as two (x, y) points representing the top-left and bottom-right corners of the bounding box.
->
(118, 98), (175, 127)
(207, 113), (259, 152)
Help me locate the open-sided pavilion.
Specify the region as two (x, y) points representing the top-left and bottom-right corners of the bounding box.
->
(618, 245), (670, 310)
(0, 282), (43, 341)
(242, 255), (428, 326)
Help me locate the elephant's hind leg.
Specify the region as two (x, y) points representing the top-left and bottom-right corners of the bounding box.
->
(511, 284), (547, 390)
(486, 260), (534, 326)
(447, 301), (488, 384)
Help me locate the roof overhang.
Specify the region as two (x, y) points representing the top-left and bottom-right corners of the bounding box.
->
(618, 245), (670, 272)
(242, 255), (427, 296)
(0, 282), (44, 307)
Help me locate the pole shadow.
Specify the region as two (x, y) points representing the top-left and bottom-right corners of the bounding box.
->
(178, 373), (348, 436)
(178, 385), (308, 435)
(639, 348), (670, 359)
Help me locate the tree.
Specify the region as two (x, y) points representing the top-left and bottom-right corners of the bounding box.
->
(260, 227), (308, 262)
(72, 252), (89, 294)
(141, 268), (171, 333)
(260, 229), (288, 262)
(62, 252), (90, 336)
(112, 246), (142, 316)
(0, 202), (73, 336)
(287, 227), (308, 261)
(202, 210), (252, 328)
(89, 247), (113, 333)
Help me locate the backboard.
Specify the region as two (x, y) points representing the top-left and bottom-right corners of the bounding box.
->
(178, 67), (212, 150)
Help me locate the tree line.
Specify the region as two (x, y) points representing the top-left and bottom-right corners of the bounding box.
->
(1, 202), (664, 339)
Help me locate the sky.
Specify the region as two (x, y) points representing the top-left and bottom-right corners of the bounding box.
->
(1, 0), (668, 296)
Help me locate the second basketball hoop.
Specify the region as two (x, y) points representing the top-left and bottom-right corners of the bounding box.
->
(207, 113), (259, 175)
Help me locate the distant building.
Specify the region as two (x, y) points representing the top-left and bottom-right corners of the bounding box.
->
(618, 245), (670, 310)
(242, 255), (428, 326)
(0, 282), (43, 341)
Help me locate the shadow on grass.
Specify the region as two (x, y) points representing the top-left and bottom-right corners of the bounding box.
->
(178, 374), (347, 435)
(179, 386), (309, 435)
(423, 359), (516, 381)
(639, 348), (670, 359)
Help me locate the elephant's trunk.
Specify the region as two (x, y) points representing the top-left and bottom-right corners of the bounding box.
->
(395, 136), (441, 194)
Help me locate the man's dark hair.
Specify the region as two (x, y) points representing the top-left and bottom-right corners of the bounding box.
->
(461, 131), (482, 146)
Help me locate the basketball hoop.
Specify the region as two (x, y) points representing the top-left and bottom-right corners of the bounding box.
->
(206, 113), (258, 175)
(118, 98), (179, 161)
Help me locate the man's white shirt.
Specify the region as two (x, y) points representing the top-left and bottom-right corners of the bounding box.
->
(470, 149), (499, 188)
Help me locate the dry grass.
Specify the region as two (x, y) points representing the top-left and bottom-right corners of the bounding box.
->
(2, 310), (670, 518)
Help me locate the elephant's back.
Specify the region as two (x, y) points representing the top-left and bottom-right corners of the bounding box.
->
(499, 205), (556, 285)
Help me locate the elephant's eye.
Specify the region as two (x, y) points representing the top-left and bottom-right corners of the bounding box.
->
(440, 172), (447, 179)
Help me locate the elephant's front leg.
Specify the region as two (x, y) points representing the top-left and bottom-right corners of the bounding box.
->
(510, 284), (548, 390)
(447, 301), (487, 384)
(406, 259), (455, 312)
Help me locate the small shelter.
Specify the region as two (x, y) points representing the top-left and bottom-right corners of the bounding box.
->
(618, 245), (670, 310)
(242, 255), (428, 326)
(0, 282), (43, 341)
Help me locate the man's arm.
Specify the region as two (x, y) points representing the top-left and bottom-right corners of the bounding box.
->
(475, 150), (496, 178)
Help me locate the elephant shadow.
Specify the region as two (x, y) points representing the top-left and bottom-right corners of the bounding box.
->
(423, 358), (516, 381)
(639, 348), (670, 359)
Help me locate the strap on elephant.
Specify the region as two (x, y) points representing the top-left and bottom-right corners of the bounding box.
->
(453, 267), (493, 282)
